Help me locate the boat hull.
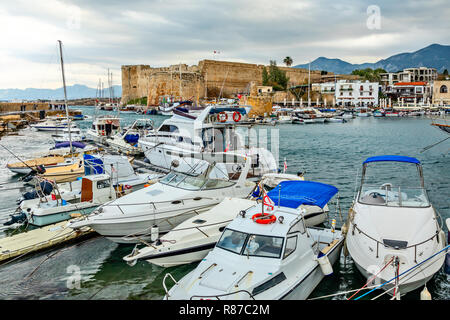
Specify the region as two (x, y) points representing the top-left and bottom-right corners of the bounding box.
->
(27, 204), (98, 227)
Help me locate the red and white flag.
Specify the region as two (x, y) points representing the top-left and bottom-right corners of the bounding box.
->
(283, 158), (287, 173)
(262, 189), (274, 212)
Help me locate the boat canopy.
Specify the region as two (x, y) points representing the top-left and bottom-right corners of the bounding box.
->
(363, 155), (420, 165)
(53, 141), (86, 149)
(267, 180), (338, 209)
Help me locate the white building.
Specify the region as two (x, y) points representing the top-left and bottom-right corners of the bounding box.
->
(380, 67), (438, 86)
(318, 80), (379, 107)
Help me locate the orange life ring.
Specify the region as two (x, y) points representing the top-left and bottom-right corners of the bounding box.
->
(106, 120), (113, 125)
(251, 213), (276, 224)
(217, 112), (228, 123)
(233, 111), (241, 122)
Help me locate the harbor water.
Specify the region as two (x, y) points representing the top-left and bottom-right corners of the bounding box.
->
(0, 106), (448, 300)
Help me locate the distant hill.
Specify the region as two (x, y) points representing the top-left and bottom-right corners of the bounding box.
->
(0, 84), (122, 101)
(294, 44), (450, 74)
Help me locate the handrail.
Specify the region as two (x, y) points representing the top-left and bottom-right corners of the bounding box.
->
(162, 273), (178, 297)
(189, 290), (256, 300)
(351, 221), (442, 262)
(101, 196), (217, 208)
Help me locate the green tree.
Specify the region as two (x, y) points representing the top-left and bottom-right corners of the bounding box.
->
(264, 60), (290, 91)
(351, 68), (386, 82)
(283, 56), (293, 67)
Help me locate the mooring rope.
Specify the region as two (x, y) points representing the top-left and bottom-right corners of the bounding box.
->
(353, 244), (449, 300)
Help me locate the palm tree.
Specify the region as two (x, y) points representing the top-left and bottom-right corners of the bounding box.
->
(283, 56), (293, 67)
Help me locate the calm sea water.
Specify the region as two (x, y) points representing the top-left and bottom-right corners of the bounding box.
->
(0, 106), (448, 300)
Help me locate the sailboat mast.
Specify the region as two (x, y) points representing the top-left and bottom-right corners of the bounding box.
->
(57, 40), (73, 158)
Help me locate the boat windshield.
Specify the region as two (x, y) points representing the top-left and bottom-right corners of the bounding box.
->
(217, 228), (284, 258)
(159, 172), (234, 191)
(159, 172), (207, 190)
(359, 161), (430, 207)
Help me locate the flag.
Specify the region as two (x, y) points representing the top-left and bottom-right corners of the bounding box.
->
(283, 158), (287, 173)
(262, 189), (274, 212)
(224, 143), (230, 152)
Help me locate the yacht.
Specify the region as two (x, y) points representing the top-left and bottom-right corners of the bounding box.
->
(163, 181), (344, 300)
(68, 152), (257, 244)
(345, 155), (447, 297)
(30, 118), (70, 132)
(139, 105), (278, 177)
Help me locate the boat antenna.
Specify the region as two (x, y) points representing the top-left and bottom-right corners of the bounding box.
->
(57, 40), (73, 159)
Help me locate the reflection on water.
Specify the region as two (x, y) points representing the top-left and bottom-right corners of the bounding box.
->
(0, 106), (448, 300)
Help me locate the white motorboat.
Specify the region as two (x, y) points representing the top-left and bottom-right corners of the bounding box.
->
(85, 116), (121, 144)
(325, 117), (346, 123)
(345, 155), (447, 298)
(106, 119), (155, 155)
(139, 105), (277, 177)
(68, 152), (257, 244)
(163, 182), (344, 300)
(277, 115), (293, 124)
(17, 153), (159, 205)
(51, 126), (86, 143)
(30, 119), (69, 132)
(19, 174), (122, 227)
(124, 179), (339, 267)
(342, 112), (354, 119)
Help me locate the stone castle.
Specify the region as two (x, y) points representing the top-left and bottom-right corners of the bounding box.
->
(121, 59), (329, 106)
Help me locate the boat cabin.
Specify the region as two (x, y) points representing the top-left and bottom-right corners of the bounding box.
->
(80, 174), (116, 203)
(91, 117), (121, 137)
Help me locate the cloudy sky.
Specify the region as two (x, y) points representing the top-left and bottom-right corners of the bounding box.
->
(0, 0), (449, 89)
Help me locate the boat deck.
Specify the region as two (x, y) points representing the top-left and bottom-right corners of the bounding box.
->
(0, 220), (94, 264)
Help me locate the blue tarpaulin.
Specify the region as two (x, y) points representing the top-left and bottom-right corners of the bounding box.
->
(124, 134), (139, 144)
(83, 154), (104, 175)
(266, 180), (338, 209)
(363, 155), (420, 165)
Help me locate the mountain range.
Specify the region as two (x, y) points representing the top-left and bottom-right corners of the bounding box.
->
(0, 84), (122, 101)
(294, 44), (450, 74)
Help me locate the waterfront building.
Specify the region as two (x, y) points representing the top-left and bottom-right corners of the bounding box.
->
(380, 67), (438, 87)
(317, 80), (379, 107)
(384, 81), (432, 104)
(432, 80), (450, 105)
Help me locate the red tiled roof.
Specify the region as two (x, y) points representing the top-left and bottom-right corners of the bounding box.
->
(394, 82), (427, 86)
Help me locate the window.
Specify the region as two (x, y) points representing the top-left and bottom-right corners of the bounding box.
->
(244, 234), (284, 258)
(97, 179), (111, 189)
(217, 229), (247, 254)
(440, 85), (448, 93)
(159, 125), (179, 133)
(288, 219), (306, 234)
(283, 236), (297, 259)
(252, 272), (286, 296)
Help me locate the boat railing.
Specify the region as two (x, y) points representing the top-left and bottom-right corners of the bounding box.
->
(162, 273), (178, 297)
(189, 290), (256, 300)
(351, 220), (443, 263)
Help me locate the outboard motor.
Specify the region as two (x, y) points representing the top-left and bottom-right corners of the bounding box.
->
(3, 212), (27, 226)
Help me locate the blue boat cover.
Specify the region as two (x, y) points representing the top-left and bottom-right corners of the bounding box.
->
(363, 155), (420, 165)
(83, 154), (104, 175)
(124, 134), (139, 143)
(266, 180), (338, 209)
(54, 141), (86, 149)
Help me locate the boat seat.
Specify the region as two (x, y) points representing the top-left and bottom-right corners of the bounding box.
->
(360, 192), (386, 204)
